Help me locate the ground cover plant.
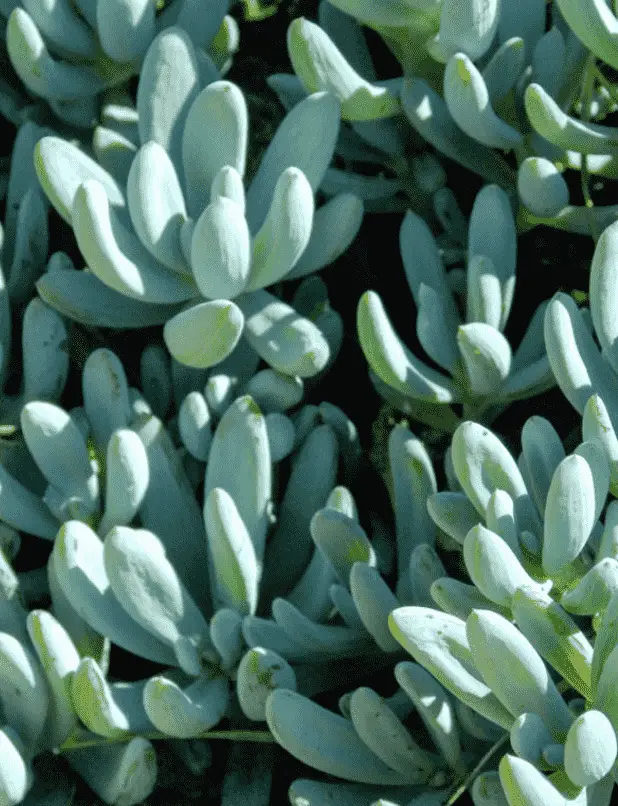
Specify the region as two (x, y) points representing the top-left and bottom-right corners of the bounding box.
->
(3, 1), (618, 805)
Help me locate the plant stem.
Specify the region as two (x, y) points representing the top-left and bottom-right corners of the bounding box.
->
(57, 729), (275, 753)
(444, 732), (510, 806)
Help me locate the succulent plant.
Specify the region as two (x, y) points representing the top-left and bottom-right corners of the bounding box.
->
(0, 338), (387, 804)
(545, 218), (618, 499)
(277, 0), (618, 237)
(1, 0), (237, 130)
(32, 25), (363, 381)
(356, 183), (554, 430)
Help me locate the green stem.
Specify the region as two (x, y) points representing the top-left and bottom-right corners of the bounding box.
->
(57, 729), (275, 753)
(444, 732), (510, 806)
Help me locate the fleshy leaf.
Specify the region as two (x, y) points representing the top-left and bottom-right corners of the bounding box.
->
(163, 300), (244, 369)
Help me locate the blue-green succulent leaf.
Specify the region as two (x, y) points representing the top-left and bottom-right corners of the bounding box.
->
(163, 300), (244, 370)
(144, 676), (229, 739)
(136, 27), (200, 170)
(417, 283), (460, 372)
(103, 526), (210, 667)
(133, 414), (211, 612)
(560, 558), (618, 615)
(543, 453), (597, 575)
(395, 661), (461, 769)
(499, 0), (545, 58)
(510, 712), (554, 766)
(486, 489), (520, 558)
(92, 126), (138, 188)
(8, 188), (48, 306)
(261, 424), (338, 599)
(191, 196), (251, 300)
(178, 391), (212, 461)
(165, 0), (228, 49)
(451, 422), (539, 532)
(407, 544), (446, 608)
(583, 396), (618, 498)
(401, 78), (515, 188)
(389, 607), (514, 729)
(246, 370), (303, 414)
(98, 429), (150, 537)
(498, 755), (567, 806)
(26, 609), (80, 747)
(545, 292), (618, 419)
(349, 685), (438, 779)
(82, 349), (131, 450)
(526, 82), (618, 155)
(97, 0), (155, 63)
(265, 689), (413, 784)
(72, 180), (197, 303)
(400, 210), (450, 307)
(0, 728), (31, 806)
(323, 0), (440, 27)
(429, 577), (510, 621)
(0, 631), (49, 749)
(265, 413), (296, 463)
(321, 167), (400, 200)
(444, 54), (522, 150)
(517, 157), (569, 218)
(210, 165), (246, 211)
(466, 610), (573, 740)
(204, 394), (272, 563)
(236, 646), (297, 721)
(272, 597), (372, 658)
(482, 37), (526, 101)
(463, 525), (542, 608)
(287, 18), (400, 121)
(564, 710), (616, 787)
(20, 402), (94, 496)
(246, 168), (314, 291)
(388, 424), (437, 599)
(438, 0), (500, 62)
(471, 771), (509, 806)
(34, 136), (124, 226)
(357, 291), (458, 403)
(531, 27), (566, 98)
(182, 81), (248, 217)
(349, 562), (400, 652)
(36, 270), (182, 329)
(592, 590), (618, 698)
(71, 657), (150, 738)
(51, 522), (176, 664)
(21, 0), (96, 58)
(590, 220), (618, 376)
(204, 487), (260, 615)
(238, 290), (330, 377)
(318, 0), (376, 79)
(127, 141), (189, 275)
(554, 0), (618, 71)
(521, 416), (565, 515)
(310, 507), (375, 586)
(574, 438), (610, 523)
(511, 586), (592, 700)
(426, 492), (480, 545)
(245, 92), (340, 232)
(6, 9), (103, 101)
(468, 185), (517, 331)
(209, 607), (244, 672)
(66, 736), (157, 806)
(457, 323), (512, 396)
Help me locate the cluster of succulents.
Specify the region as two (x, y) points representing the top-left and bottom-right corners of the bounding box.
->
(282, 0), (618, 236)
(5, 1), (618, 805)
